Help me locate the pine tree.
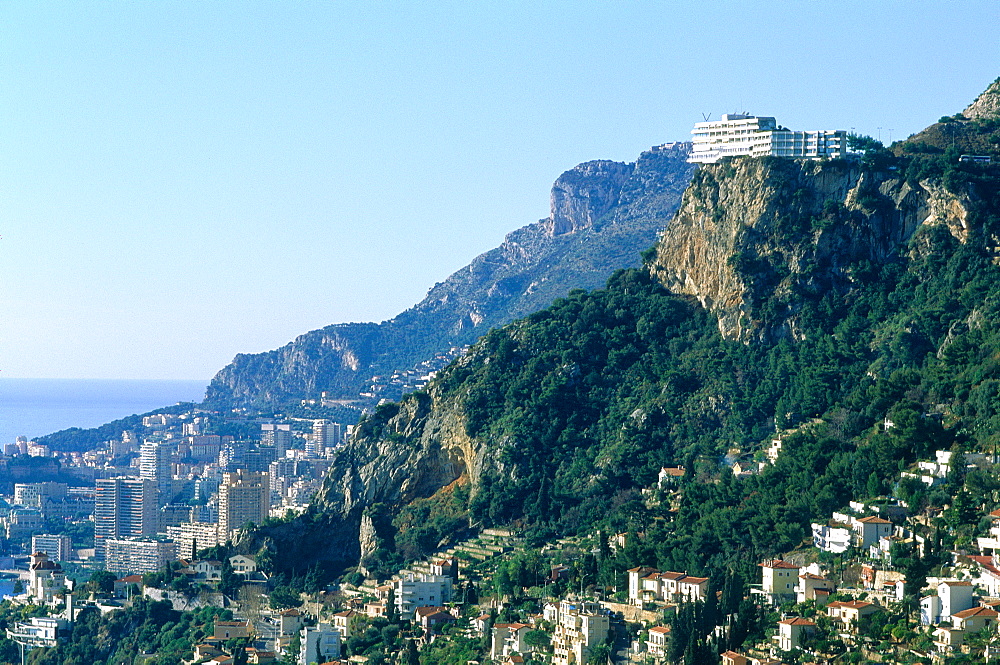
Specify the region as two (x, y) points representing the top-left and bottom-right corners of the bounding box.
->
(387, 585), (399, 623)
(405, 639), (420, 665)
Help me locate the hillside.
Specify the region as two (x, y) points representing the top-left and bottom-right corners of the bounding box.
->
(204, 144), (695, 410)
(241, 79), (1000, 581)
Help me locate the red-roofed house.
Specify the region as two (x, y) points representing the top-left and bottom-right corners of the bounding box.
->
(922, 580), (976, 625)
(676, 576), (708, 602)
(491, 622), (530, 658)
(646, 625), (670, 660)
(759, 560), (799, 604)
(214, 619), (251, 640)
(332, 610), (358, 638)
(853, 516), (892, 548)
(827, 600), (880, 631)
(796, 573), (835, 604)
(776, 617), (815, 651)
(627, 567), (659, 604)
(953, 605), (999, 632)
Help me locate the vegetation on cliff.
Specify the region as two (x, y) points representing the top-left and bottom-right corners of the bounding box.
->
(252, 95), (1000, 589)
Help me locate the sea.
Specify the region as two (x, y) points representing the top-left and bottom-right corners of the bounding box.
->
(0, 378), (209, 444)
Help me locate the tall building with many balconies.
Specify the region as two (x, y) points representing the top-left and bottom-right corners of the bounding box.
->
(139, 441), (174, 504)
(393, 572), (453, 617)
(261, 423), (292, 457)
(94, 477), (157, 560)
(104, 537), (177, 576)
(31, 534), (72, 563)
(546, 599), (610, 665)
(689, 114), (847, 164)
(218, 470), (269, 540)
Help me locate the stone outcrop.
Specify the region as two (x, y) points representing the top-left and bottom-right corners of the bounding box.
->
(546, 160), (633, 235)
(246, 367), (487, 567)
(650, 158), (974, 341)
(963, 77), (1000, 120)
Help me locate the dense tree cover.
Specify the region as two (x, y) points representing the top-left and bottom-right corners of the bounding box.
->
(367, 150), (1000, 580)
(27, 600), (229, 665)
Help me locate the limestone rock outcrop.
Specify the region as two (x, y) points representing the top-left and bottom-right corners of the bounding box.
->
(964, 77), (1000, 120)
(650, 158), (974, 341)
(546, 160), (633, 235)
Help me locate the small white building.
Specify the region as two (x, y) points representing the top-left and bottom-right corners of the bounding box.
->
(775, 617), (815, 652)
(491, 622), (530, 659)
(645, 626), (670, 661)
(393, 572), (453, 616)
(6, 616), (69, 648)
(299, 622), (341, 665)
(853, 516), (893, 549)
(812, 522), (852, 553)
(921, 580), (975, 625)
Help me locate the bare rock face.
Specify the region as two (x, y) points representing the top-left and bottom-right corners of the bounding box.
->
(546, 160), (634, 235)
(964, 77), (1000, 120)
(303, 364), (488, 561)
(650, 158), (974, 341)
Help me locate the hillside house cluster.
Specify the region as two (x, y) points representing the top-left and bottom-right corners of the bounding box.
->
(626, 566), (709, 605)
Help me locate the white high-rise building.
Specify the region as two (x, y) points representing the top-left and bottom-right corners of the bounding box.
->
(31, 534), (72, 563)
(94, 477), (157, 560)
(139, 441), (174, 504)
(261, 423), (292, 456)
(104, 538), (177, 576)
(218, 470), (269, 539)
(689, 114), (847, 164)
(311, 420), (341, 451)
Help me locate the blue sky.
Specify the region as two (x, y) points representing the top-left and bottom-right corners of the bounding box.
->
(2, 1), (998, 380)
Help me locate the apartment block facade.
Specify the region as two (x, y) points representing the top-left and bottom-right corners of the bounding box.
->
(689, 114), (847, 164)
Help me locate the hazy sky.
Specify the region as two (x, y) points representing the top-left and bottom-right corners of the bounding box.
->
(2, 1), (998, 380)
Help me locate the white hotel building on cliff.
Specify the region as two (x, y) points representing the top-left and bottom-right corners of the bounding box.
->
(689, 114), (847, 164)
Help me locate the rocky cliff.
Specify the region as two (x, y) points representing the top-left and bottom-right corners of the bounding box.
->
(240, 78), (1000, 579)
(650, 158), (975, 341)
(206, 143), (695, 410)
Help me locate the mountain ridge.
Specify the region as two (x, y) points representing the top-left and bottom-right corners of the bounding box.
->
(205, 143), (695, 410)
(240, 78), (1000, 581)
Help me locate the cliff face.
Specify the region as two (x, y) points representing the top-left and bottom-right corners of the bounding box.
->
(206, 143), (695, 410)
(546, 160), (633, 235)
(282, 156), (982, 571)
(241, 364), (485, 567)
(964, 77), (1000, 120)
(650, 158), (974, 341)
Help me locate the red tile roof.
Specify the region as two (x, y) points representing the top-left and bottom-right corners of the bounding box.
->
(760, 559), (798, 569)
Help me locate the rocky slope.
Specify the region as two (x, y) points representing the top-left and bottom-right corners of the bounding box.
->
(206, 143), (694, 410)
(245, 79), (1000, 576)
(650, 158), (974, 341)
